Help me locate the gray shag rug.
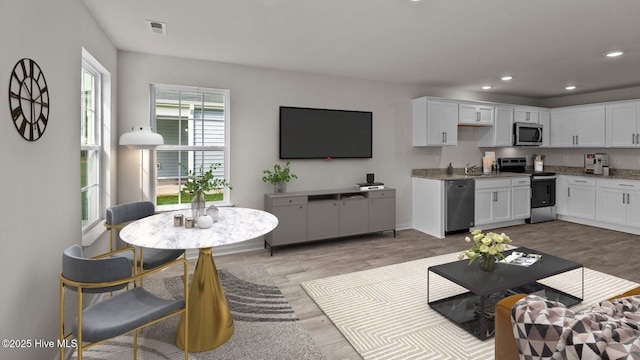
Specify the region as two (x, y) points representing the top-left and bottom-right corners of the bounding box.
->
(72, 264), (324, 360)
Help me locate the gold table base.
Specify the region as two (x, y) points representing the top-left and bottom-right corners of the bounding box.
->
(175, 248), (234, 352)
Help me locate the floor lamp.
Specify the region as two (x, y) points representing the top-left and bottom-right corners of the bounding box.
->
(119, 126), (164, 201)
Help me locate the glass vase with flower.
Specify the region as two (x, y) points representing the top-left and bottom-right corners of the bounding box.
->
(459, 229), (513, 272)
(180, 163), (232, 220)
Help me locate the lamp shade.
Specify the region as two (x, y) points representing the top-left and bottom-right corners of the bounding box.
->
(119, 126), (164, 149)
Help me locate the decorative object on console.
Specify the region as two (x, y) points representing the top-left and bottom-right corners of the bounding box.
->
(180, 163), (232, 219)
(197, 215), (214, 229)
(9, 58), (50, 141)
(262, 161), (298, 193)
(459, 229), (513, 272)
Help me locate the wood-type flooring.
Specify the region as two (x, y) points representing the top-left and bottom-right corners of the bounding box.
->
(162, 220), (640, 360)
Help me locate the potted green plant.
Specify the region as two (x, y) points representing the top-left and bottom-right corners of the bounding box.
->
(180, 163), (232, 219)
(262, 161), (298, 193)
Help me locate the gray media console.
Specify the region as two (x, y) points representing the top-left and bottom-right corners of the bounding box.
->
(264, 188), (396, 255)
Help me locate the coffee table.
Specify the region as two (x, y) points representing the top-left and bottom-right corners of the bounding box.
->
(427, 247), (583, 340)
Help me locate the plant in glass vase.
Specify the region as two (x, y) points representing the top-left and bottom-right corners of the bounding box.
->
(262, 161), (298, 193)
(180, 163), (232, 219)
(459, 229), (513, 272)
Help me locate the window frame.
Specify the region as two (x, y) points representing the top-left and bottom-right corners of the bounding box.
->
(81, 51), (105, 235)
(151, 84), (232, 210)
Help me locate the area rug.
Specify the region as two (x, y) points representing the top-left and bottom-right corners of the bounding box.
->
(73, 264), (324, 360)
(302, 252), (640, 360)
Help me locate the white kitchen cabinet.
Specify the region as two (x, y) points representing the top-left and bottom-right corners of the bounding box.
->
(539, 110), (550, 147)
(479, 106), (513, 147)
(514, 107), (539, 123)
(413, 97), (458, 146)
(475, 179), (511, 226)
(511, 177), (531, 220)
(459, 103), (494, 126)
(550, 106), (605, 147)
(559, 176), (597, 220)
(597, 179), (640, 227)
(605, 101), (640, 148)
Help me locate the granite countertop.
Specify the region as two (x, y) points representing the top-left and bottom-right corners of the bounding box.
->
(412, 166), (640, 181)
(411, 168), (529, 180)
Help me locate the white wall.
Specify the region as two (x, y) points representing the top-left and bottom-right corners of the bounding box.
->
(117, 52), (538, 232)
(0, 1), (117, 359)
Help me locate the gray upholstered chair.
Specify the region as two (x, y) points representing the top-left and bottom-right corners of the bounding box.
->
(105, 201), (184, 271)
(59, 244), (188, 360)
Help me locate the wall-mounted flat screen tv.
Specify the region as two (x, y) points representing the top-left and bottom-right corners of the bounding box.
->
(279, 106), (372, 159)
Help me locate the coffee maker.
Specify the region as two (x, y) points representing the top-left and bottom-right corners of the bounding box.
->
(584, 153), (608, 175)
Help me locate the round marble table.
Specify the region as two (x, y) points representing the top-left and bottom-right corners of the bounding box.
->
(120, 207), (278, 352)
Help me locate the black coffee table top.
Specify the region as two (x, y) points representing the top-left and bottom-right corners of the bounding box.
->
(428, 247), (583, 296)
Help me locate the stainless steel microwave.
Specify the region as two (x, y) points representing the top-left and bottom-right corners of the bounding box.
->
(514, 122), (543, 146)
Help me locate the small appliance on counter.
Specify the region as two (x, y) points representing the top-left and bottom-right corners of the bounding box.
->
(584, 153), (608, 175)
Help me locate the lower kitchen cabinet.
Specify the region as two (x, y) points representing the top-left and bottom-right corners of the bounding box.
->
(265, 188), (396, 253)
(511, 177), (531, 220)
(557, 176), (597, 220)
(475, 179), (511, 226)
(597, 179), (640, 228)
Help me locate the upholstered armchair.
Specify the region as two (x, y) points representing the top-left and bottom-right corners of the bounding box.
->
(59, 244), (189, 359)
(105, 201), (184, 272)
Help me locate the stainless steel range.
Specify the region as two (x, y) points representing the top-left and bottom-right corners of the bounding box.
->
(498, 157), (557, 224)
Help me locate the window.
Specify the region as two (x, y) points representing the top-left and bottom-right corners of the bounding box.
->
(152, 85), (231, 209)
(81, 58), (102, 231)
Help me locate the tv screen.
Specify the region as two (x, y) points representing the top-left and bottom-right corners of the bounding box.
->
(279, 106), (372, 159)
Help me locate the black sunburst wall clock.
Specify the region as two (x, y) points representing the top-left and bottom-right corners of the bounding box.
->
(8, 58), (50, 141)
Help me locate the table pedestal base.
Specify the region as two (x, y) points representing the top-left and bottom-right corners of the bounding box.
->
(175, 248), (234, 352)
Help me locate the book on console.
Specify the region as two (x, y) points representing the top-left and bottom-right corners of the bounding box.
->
(356, 182), (384, 191)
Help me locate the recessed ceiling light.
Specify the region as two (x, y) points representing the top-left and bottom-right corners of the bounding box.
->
(482, 85), (492, 90)
(501, 76), (513, 81)
(565, 86), (576, 90)
(606, 51), (624, 57)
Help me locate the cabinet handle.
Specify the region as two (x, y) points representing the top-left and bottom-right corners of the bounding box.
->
(476, 111), (480, 121)
(572, 135), (575, 145)
(633, 134), (637, 145)
(568, 188), (571, 197)
(442, 132), (445, 143)
(628, 193), (631, 204)
(619, 183), (634, 187)
(575, 180), (588, 183)
(444, 132), (447, 143)
(623, 193), (627, 204)
(576, 135), (579, 145)
(493, 192), (498, 202)
(527, 112), (530, 121)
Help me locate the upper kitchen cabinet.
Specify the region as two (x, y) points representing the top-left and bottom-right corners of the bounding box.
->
(514, 107), (540, 123)
(412, 97), (458, 146)
(458, 103), (494, 126)
(550, 105), (605, 147)
(606, 101), (640, 148)
(478, 106), (513, 147)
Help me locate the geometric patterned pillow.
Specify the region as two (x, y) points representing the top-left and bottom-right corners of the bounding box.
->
(512, 294), (640, 360)
(511, 295), (573, 360)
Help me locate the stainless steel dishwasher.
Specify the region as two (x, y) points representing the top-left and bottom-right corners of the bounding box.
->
(445, 179), (475, 234)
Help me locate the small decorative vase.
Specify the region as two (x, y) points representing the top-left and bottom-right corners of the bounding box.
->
(191, 191), (206, 219)
(206, 204), (219, 221)
(479, 255), (498, 272)
(274, 181), (287, 193)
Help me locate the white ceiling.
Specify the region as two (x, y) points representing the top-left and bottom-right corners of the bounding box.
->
(82, 0), (640, 99)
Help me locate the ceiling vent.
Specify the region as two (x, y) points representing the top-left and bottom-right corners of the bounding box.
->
(146, 20), (167, 35)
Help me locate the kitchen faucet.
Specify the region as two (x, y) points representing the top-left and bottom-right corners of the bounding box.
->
(464, 163), (477, 175)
